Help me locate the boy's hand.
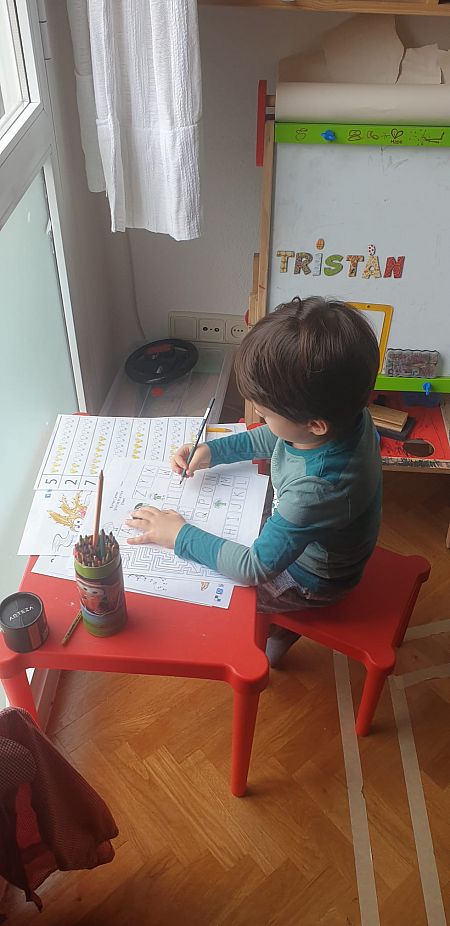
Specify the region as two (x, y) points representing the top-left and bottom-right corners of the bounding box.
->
(171, 441), (211, 478)
(125, 507), (185, 549)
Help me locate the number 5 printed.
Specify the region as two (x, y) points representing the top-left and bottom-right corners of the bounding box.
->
(41, 475), (60, 488)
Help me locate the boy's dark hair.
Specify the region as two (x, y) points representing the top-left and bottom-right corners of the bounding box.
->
(235, 297), (379, 430)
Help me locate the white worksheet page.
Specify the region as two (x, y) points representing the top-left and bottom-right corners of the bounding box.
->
(84, 458), (269, 584)
(32, 555), (234, 609)
(18, 490), (93, 556)
(33, 415), (249, 491)
(21, 421), (253, 555)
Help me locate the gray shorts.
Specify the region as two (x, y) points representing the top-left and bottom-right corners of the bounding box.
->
(256, 485), (345, 614)
(256, 569), (345, 614)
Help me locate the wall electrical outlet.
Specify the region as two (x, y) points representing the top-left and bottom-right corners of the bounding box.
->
(225, 317), (247, 344)
(169, 312), (248, 345)
(198, 317), (226, 342)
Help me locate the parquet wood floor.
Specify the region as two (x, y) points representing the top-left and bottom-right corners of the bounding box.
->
(3, 471), (449, 925)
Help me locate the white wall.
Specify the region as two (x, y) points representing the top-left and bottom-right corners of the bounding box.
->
(46, 5), (450, 368)
(129, 8), (450, 342)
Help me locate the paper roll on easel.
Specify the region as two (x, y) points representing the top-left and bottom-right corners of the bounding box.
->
(275, 82), (450, 125)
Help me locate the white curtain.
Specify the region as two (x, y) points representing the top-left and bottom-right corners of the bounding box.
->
(67, 0), (202, 240)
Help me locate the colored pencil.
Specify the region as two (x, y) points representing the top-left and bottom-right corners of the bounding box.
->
(180, 397), (215, 484)
(92, 469), (104, 548)
(61, 611), (82, 646)
(73, 532), (119, 567)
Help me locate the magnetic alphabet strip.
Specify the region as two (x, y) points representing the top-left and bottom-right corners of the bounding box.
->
(275, 122), (450, 148)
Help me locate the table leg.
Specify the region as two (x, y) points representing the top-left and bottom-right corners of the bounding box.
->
(2, 671), (39, 725)
(254, 614), (269, 651)
(230, 689), (261, 797)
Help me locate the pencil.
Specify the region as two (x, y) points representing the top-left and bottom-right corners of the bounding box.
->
(180, 397), (215, 483)
(206, 427), (232, 434)
(92, 469), (104, 549)
(61, 611), (82, 646)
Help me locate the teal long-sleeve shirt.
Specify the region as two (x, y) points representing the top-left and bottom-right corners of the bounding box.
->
(174, 411), (382, 592)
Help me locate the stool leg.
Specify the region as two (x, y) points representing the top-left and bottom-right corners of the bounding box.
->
(255, 613), (270, 651)
(393, 603), (420, 648)
(231, 689), (261, 797)
(2, 672), (40, 725)
(355, 665), (389, 737)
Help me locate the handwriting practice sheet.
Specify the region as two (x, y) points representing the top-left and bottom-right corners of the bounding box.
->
(83, 458), (269, 584)
(34, 416), (249, 490)
(22, 417), (267, 608)
(93, 458), (268, 543)
(21, 419), (253, 557)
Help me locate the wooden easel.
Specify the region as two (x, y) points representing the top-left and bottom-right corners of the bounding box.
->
(245, 83), (450, 546)
(245, 85), (275, 425)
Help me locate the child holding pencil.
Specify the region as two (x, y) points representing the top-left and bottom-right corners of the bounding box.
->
(126, 297), (382, 666)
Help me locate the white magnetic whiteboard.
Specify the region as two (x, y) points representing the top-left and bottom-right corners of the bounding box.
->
(268, 144), (450, 374)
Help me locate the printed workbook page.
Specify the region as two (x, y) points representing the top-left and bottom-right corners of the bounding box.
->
(20, 419), (253, 555)
(33, 415), (250, 490)
(32, 555), (234, 609)
(83, 458), (269, 585)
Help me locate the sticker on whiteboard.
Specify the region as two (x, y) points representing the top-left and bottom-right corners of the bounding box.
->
(323, 254), (344, 276)
(346, 255), (364, 277)
(294, 252), (313, 275)
(362, 246), (381, 279)
(276, 250), (295, 273)
(384, 256), (405, 279)
(272, 242), (405, 281)
(312, 253), (323, 276)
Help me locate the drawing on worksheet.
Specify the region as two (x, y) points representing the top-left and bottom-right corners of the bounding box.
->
(33, 414), (203, 491)
(120, 545), (223, 583)
(83, 458), (269, 584)
(18, 490), (93, 556)
(33, 416), (248, 492)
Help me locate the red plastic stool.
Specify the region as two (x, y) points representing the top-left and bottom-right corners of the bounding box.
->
(255, 546), (430, 735)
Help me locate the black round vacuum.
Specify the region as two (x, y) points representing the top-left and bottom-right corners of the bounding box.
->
(125, 338), (198, 386)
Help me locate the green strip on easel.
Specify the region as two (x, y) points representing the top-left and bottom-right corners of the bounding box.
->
(375, 375), (450, 394)
(275, 123), (450, 148)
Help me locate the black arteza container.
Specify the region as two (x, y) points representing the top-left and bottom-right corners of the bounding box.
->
(0, 593), (48, 653)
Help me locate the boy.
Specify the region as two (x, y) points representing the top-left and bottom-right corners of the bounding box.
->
(126, 297), (382, 665)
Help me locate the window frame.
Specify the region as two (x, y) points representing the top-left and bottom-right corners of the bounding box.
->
(0, 0), (29, 132)
(0, 0), (44, 171)
(0, 0), (86, 409)
(0, 0), (86, 715)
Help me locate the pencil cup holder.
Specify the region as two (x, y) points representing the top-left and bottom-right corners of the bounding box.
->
(74, 553), (127, 637)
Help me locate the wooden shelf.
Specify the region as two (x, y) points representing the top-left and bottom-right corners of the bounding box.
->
(101, 344), (234, 419)
(199, 0), (450, 17)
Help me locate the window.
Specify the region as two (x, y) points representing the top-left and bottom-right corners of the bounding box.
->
(0, 169), (79, 598)
(0, 0), (29, 141)
(0, 0), (83, 707)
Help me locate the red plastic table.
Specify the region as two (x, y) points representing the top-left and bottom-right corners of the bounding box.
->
(0, 559), (269, 797)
